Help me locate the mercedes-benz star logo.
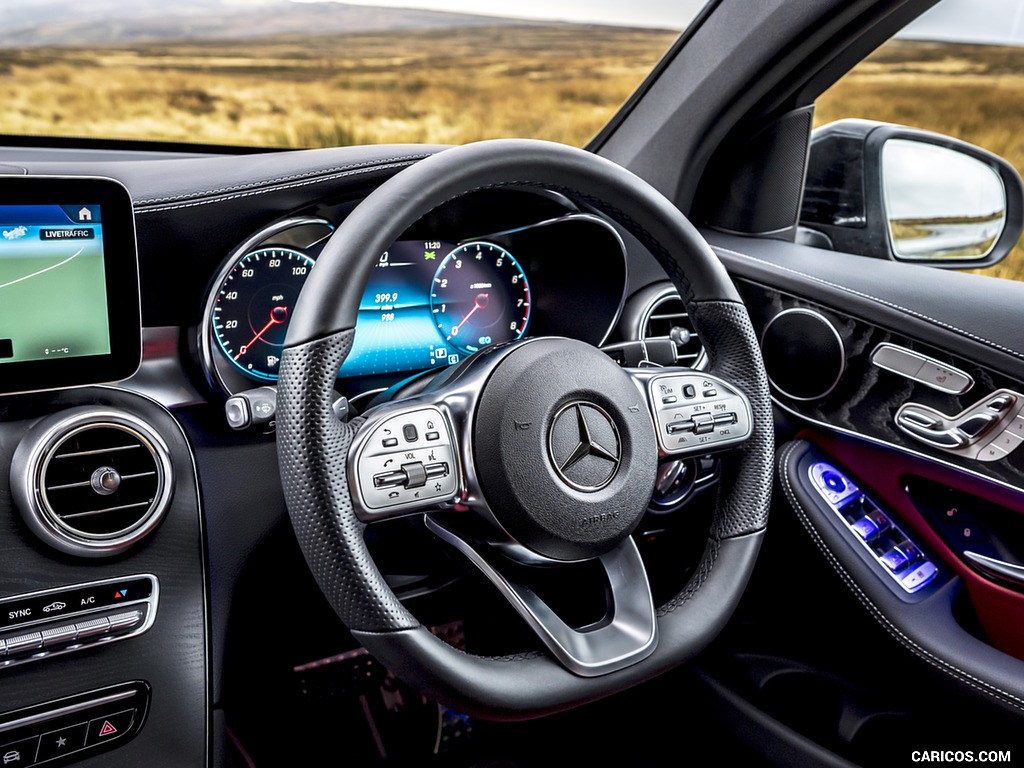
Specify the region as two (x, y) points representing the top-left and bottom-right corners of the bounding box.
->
(547, 402), (621, 492)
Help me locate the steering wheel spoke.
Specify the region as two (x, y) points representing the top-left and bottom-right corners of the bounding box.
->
(426, 515), (658, 677)
(628, 368), (754, 458)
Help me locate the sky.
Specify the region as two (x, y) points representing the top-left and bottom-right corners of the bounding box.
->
(293, 0), (708, 30)
(901, 0), (1024, 46)
(295, 0), (1024, 44)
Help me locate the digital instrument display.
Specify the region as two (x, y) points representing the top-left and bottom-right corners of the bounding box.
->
(212, 247), (315, 381)
(338, 239), (531, 378)
(0, 177), (141, 395)
(210, 237), (531, 382)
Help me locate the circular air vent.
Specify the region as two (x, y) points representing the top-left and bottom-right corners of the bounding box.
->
(641, 292), (706, 369)
(11, 409), (174, 557)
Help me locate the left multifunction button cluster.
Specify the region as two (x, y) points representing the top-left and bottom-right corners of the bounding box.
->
(0, 576), (156, 669)
(351, 406), (459, 519)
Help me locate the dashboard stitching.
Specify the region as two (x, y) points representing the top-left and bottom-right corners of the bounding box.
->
(714, 245), (1024, 364)
(134, 156), (434, 212)
(778, 440), (1024, 714)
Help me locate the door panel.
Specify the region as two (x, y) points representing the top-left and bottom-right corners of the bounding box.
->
(688, 228), (1024, 762)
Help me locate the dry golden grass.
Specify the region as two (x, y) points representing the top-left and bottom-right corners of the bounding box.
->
(0, 25), (676, 149)
(816, 40), (1024, 280)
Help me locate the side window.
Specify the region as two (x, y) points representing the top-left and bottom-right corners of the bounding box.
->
(810, 0), (1024, 280)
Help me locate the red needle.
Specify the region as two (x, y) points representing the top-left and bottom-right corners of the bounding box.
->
(235, 306), (288, 359)
(446, 293), (488, 341)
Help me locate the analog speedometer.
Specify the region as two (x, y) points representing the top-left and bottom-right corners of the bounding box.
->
(211, 247), (315, 381)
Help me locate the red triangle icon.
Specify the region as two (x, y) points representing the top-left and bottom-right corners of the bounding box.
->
(98, 721), (118, 737)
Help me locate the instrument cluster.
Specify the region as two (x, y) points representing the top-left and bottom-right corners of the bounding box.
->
(199, 194), (629, 398)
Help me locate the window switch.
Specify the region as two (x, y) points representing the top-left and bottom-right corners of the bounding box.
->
(897, 541), (923, 565)
(851, 517), (880, 541)
(880, 548), (911, 572)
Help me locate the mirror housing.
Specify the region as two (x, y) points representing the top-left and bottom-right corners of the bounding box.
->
(800, 119), (1024, 268)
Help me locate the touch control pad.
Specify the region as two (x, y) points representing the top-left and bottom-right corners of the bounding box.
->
(809, 462), (937, 594)
(647, 373), (752, 455)
(352, 406), (459, 518)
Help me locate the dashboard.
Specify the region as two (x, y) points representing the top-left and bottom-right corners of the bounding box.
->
(5, 139), (1024, 767)
(0, 145), (688, 767)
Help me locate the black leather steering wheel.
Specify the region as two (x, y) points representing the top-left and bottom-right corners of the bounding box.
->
(276, 139), (772, 719)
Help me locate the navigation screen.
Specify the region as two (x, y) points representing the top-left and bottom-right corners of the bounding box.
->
(0, 204), (110, 365)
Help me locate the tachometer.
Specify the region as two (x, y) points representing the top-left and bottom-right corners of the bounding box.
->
(211, 247), (315, 381)
(430, 242), (531, 355)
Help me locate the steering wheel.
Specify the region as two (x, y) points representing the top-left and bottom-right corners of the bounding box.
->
(276, 139), (772, 719)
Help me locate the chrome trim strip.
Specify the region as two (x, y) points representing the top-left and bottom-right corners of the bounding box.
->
(964, 550), (1024, 587)
(0, 689), (136, 735)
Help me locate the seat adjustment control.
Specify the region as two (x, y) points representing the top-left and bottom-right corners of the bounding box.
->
(871, 343), (973, 395)
(895, 388), (1024, 462)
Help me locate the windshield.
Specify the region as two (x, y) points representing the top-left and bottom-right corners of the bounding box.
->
(0, 0), (705, 149)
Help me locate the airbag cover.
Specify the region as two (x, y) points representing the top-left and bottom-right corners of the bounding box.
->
(473, 338), (657, 561)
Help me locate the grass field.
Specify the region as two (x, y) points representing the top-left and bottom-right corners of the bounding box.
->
(0, 26), (676, 149)
(1, 31), (1023, 277)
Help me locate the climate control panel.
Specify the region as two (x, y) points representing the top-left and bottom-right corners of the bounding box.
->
(0, 575), (157, 669)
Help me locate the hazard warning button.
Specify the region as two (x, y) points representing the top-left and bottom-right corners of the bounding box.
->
(86, 709), (135, 746)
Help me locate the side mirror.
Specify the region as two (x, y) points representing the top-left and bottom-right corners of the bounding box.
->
(800, 119), (1024, 268)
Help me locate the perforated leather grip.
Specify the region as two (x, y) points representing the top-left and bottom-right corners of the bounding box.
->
(276, 330), (418, 632)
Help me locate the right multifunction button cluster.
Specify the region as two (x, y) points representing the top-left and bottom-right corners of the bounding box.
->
(894, 388), (1024, 462)
(646, 373), (752, 455)
(351, 406), (459, 519)
(809, 462), (937, 593)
